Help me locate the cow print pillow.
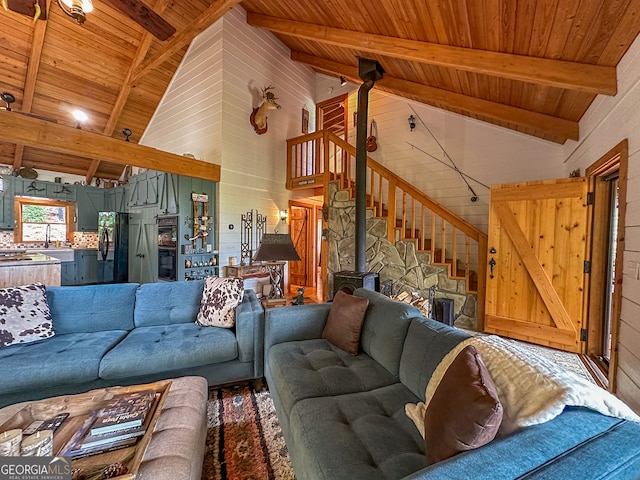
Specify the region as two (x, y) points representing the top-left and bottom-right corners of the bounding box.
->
(0, 283), (55, 348)
(196, 277), (244, 328)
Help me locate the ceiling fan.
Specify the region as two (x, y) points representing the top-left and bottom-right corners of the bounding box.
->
(2, 0), (175, 41)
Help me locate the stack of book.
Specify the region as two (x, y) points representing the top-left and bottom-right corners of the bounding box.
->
(60, 391), (157, 458)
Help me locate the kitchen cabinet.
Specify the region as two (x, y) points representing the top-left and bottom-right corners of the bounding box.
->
(13, 178), (49, 198)
(76, 187), (106, 231)
(75, 249), (98, 284)
(0, 176), (14, 229)
(128, 208), (158, 284)
(46, 183), (77, 201)
(104, 186), (127, 212)
(158, 173), (179, 215)
(127, 171), (159, 208)
(60, 261), (77, 285)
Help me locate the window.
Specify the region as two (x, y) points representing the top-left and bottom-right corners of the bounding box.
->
(14, 198), (75, 244)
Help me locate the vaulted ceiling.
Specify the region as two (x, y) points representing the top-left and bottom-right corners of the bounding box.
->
(0, 0), (638, 181)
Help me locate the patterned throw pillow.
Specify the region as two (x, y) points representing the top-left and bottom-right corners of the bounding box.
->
(196, 277), (244, 328)
(0, 283), (55, 348)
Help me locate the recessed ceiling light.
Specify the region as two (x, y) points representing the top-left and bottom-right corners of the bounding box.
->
(72, 110), (88, 122)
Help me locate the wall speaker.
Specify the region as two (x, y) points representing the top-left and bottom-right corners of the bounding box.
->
(333, 271), (380, 297)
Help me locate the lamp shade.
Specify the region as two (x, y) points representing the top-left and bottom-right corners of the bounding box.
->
(254, 234), (301, 262)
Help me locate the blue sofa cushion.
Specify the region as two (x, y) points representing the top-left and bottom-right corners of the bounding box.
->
(0, 331), (128, 394)
(99, 323), (238, 379)
(353, 288), (422, 377)
(46, 284), (138, 334)
(288, 383), (426, 480)
(399, 317), (471, 400)
(134, 280), (204, 327)
(268, 338), (399, 416)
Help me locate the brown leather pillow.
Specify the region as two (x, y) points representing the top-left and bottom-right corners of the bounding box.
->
(322, 290), (369, 355)
(424, 345), (503, 465)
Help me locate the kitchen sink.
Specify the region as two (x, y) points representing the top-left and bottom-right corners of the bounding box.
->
(27, 249), (75, 262)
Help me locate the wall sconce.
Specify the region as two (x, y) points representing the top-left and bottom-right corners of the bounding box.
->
(408, 115), (416, 132)
(279, 209), (288, 222)
(122, 128), (132, 142)
(340, 76), (347, 87)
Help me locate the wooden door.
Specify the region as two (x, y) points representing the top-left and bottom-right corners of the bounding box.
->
(289, 206), (309, 286)
(485, 177), (591, 353)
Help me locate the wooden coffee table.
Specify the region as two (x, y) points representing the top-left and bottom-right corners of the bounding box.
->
(0, 377), (208, 480)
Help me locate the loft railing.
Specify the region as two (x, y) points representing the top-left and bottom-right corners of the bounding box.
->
(286, 130), (487, 323)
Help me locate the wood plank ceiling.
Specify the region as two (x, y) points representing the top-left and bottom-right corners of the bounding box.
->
(1, 0), (639, 181)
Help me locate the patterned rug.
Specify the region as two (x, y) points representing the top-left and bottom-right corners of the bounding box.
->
(200, 340), (593, 480)
(201, 384), (295, 480)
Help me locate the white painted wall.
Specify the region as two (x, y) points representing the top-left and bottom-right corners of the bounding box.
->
(562, 34), (640, 413)
(141, 6), (316, 275)
(341, 88), (565, 235)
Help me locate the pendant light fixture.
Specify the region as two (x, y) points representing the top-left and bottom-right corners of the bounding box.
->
(57, 0), (93, 24)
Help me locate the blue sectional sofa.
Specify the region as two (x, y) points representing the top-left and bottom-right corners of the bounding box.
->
(264, 288), (640, 480)
(0, 280), (264, 408)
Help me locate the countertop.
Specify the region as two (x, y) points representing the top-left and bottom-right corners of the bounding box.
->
(0, 253), (62, 266)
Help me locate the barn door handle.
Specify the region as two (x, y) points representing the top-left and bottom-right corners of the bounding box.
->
(489, 258), (496, 279)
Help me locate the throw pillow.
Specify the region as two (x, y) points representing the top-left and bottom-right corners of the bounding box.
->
(0, 282), (55, 348)
(196, 277), (244, 328)
(322, 290), (369, 355)
(424, 345), (503, 465)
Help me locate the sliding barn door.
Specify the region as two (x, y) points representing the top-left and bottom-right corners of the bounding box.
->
(485, 178), (591, 353)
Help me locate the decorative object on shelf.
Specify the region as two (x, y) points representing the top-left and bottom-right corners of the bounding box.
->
(189, 192), (212, 249)
(250, 85), (281, 135)
(253, 233), (301, 304)
(340, 76), (347, 87)
(26, 180), (45, 193)
(19, 167), (38, 179)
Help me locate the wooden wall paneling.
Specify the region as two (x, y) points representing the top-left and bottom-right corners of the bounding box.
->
(616, 368), (640, 413)
(599, 0), (640, 62)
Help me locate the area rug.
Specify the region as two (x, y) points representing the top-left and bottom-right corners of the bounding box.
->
(201, 384), (295, 480)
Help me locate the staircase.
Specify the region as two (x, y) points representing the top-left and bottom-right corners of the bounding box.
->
(286, 130), (487, 325)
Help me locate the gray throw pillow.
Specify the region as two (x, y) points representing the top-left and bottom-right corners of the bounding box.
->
(0, 283), (55, 348)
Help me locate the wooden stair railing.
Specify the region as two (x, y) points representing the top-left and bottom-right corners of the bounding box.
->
(287, 130), (487, 327)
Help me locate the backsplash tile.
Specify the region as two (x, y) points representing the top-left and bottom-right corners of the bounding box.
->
(0, 231), (98, 249)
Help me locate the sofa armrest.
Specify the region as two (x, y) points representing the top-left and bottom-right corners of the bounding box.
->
(235, 290), (264, 375)
(264, 303), (331, 355)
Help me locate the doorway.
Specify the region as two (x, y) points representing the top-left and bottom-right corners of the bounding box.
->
(288, 201), (319, 294)
(316, 94), (348, 139)
(585, 139), (628, 391)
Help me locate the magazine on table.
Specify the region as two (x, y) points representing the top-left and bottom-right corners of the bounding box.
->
(90, 390), (156, 435)
(58, 391), (159, 458)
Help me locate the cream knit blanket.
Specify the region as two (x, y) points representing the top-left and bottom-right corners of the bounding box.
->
(406, 335), (640, 437)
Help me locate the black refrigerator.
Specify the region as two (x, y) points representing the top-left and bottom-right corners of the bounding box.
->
(98, 212), (129, 283)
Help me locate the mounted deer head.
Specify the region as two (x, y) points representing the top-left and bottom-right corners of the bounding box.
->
(250, 85), (281, 135)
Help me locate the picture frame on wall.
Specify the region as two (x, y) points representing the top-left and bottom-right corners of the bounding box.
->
(302, 107), (309, 134)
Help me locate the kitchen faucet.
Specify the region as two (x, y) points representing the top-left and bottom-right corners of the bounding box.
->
(44, 223), (51, 249)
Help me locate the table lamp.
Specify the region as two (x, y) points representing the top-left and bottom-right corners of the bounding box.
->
(253, 233), (301, 304)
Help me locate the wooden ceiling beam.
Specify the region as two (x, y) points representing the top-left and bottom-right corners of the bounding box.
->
(131, 0), (242, 83)
(250, 13), (617, 96)
(87, 0), (171, 185)
(292, 52), (579, 142)
(13, 0), (50, 172)
(0, 110), (221, 181)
